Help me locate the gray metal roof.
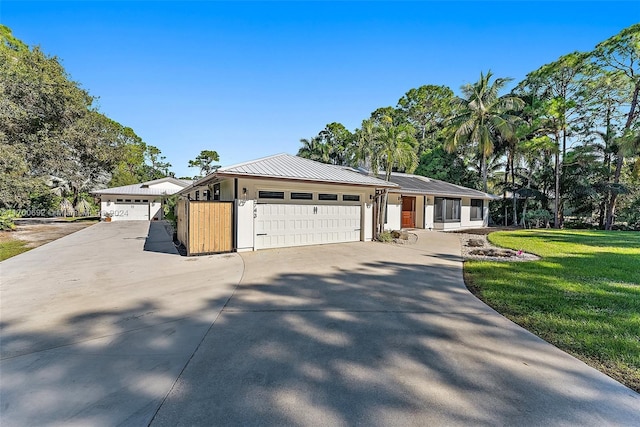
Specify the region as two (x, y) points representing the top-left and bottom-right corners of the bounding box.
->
(92, 177), (191, 196)
(206, 153), (397, 188)
(384, 172), (498, 199)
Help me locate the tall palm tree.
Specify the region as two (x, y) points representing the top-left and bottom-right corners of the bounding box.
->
(374, 123), (419, 181)
(357, 118), (418, 234)
(446, 71), (524, 191)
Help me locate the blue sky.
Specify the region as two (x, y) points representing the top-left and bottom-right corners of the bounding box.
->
(2, 1), (638, 178)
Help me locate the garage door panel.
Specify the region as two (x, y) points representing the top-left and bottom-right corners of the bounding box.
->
(255, 204), (360, 250)
(108, 203), (149, 221)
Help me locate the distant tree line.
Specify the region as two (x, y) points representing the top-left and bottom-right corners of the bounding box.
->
(0, 25), (174, 216)
(298, 24), (640, 230)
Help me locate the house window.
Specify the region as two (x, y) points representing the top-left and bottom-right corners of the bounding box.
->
(343, 194), (360, 202)
(258, 191), (285, 199)
(195, 191), (200, 201)
(434, 197), (461, 222)
(470, 199), (484, 220)
(203, 190), (210, 201)
(318, 193), (338, 201)
(213, 183), (220, 201)
(291, 192), (313, 200)
(125, 199), (132, 202)
(117, 199), (123, 202)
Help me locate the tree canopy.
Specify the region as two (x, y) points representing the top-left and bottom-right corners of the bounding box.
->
(297, 23), (640, 230)
(0, 25), (172, 213)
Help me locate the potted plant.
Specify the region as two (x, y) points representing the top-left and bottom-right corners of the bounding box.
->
(104, 212), (112, 222)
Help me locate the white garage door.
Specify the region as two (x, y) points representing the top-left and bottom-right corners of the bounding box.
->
(109, 203), (149, 221)
(255, 204), (361, 250)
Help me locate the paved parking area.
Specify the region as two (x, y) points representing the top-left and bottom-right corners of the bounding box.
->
(1, 224), (638, 426)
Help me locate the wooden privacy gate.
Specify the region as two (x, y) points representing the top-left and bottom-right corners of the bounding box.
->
(177, 199), (234, 255)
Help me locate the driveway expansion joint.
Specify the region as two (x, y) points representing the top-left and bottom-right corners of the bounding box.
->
(221, 308), (494, 314)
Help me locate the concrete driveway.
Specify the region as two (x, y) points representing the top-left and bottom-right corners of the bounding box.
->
(1, 221), (244, 426)
(1, 224), (639, 426)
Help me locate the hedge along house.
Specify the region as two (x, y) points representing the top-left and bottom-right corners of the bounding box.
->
(382, 172), (498, 231)
(92, 177), (192, 221)
(177, 154), (398, 254)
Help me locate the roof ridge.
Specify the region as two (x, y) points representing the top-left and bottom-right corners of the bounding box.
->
(218, 153), (289, 172)
(142, 176), (191, 186)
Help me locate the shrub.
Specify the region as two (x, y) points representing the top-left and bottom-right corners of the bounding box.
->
(0, 211), (16, 231)
(377, 231), (393, 243)
(163, 195), (178, 228)
(524, 209), (552, 229)
(28, 189), (61, 217)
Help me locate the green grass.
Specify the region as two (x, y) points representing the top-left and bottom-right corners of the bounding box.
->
(0, 239), (31, 261)
(464, 229), (640, 393)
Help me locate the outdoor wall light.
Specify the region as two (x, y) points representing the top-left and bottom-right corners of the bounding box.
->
(242, 187), (247, 195)
(369, 194), (373, 200)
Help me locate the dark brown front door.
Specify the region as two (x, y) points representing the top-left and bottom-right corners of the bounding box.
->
(401, 196), (415, 228)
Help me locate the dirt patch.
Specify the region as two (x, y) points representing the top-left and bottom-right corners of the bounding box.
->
(1, 221), (96, 249)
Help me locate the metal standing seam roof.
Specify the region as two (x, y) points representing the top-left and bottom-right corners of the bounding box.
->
(384, 172), (498, 199)
(198, 153), (397, 188)
(92, 178), (192, 196)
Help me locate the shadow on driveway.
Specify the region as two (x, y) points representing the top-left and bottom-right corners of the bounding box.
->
(1, 229), (638, 426)
(150, 239), (640, 426)
(143, 221), (179, 255)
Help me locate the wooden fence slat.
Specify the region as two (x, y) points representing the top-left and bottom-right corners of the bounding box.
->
(182, 201), (233, 255)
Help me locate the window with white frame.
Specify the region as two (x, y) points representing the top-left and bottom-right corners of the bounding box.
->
(434, 197), (461, 222)
(470, 199), (483, 220)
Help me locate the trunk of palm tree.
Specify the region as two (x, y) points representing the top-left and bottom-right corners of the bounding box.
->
(481, 155), (488, 193)
(554, 145), (561, 229)
(605, 157), (624, 230)
(511, 152), (517, 226)
(503, 158), (509, 225)
(559, 129), (568, 228)
(605, 83), (639, 230)
(378, 190), (388, 236)
(600, 107), (612, 229)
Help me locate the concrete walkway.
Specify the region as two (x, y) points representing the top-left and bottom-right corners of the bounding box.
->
(1, 226), (639, 426)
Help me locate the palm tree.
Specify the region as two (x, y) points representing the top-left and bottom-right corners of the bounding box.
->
(446, 71), (524, 191)
(297, 136), (329, 163)
(356, 118), (418, 235)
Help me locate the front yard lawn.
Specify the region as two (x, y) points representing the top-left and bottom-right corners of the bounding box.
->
(0, 239), (30, 261)
(464, 229), (640, 393)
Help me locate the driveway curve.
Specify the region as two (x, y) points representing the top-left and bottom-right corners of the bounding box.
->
(2, 225), (638, 426)
(153, 230), (639, 426)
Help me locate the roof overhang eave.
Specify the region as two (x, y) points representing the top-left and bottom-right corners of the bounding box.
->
(214, 171), (398, 189)
(387, 188), (498, 199)
(177, 173), (225, 195)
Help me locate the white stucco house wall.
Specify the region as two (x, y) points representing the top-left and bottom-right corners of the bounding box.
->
(92, 177), (192, 221)
(382, 172), (498, 232)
